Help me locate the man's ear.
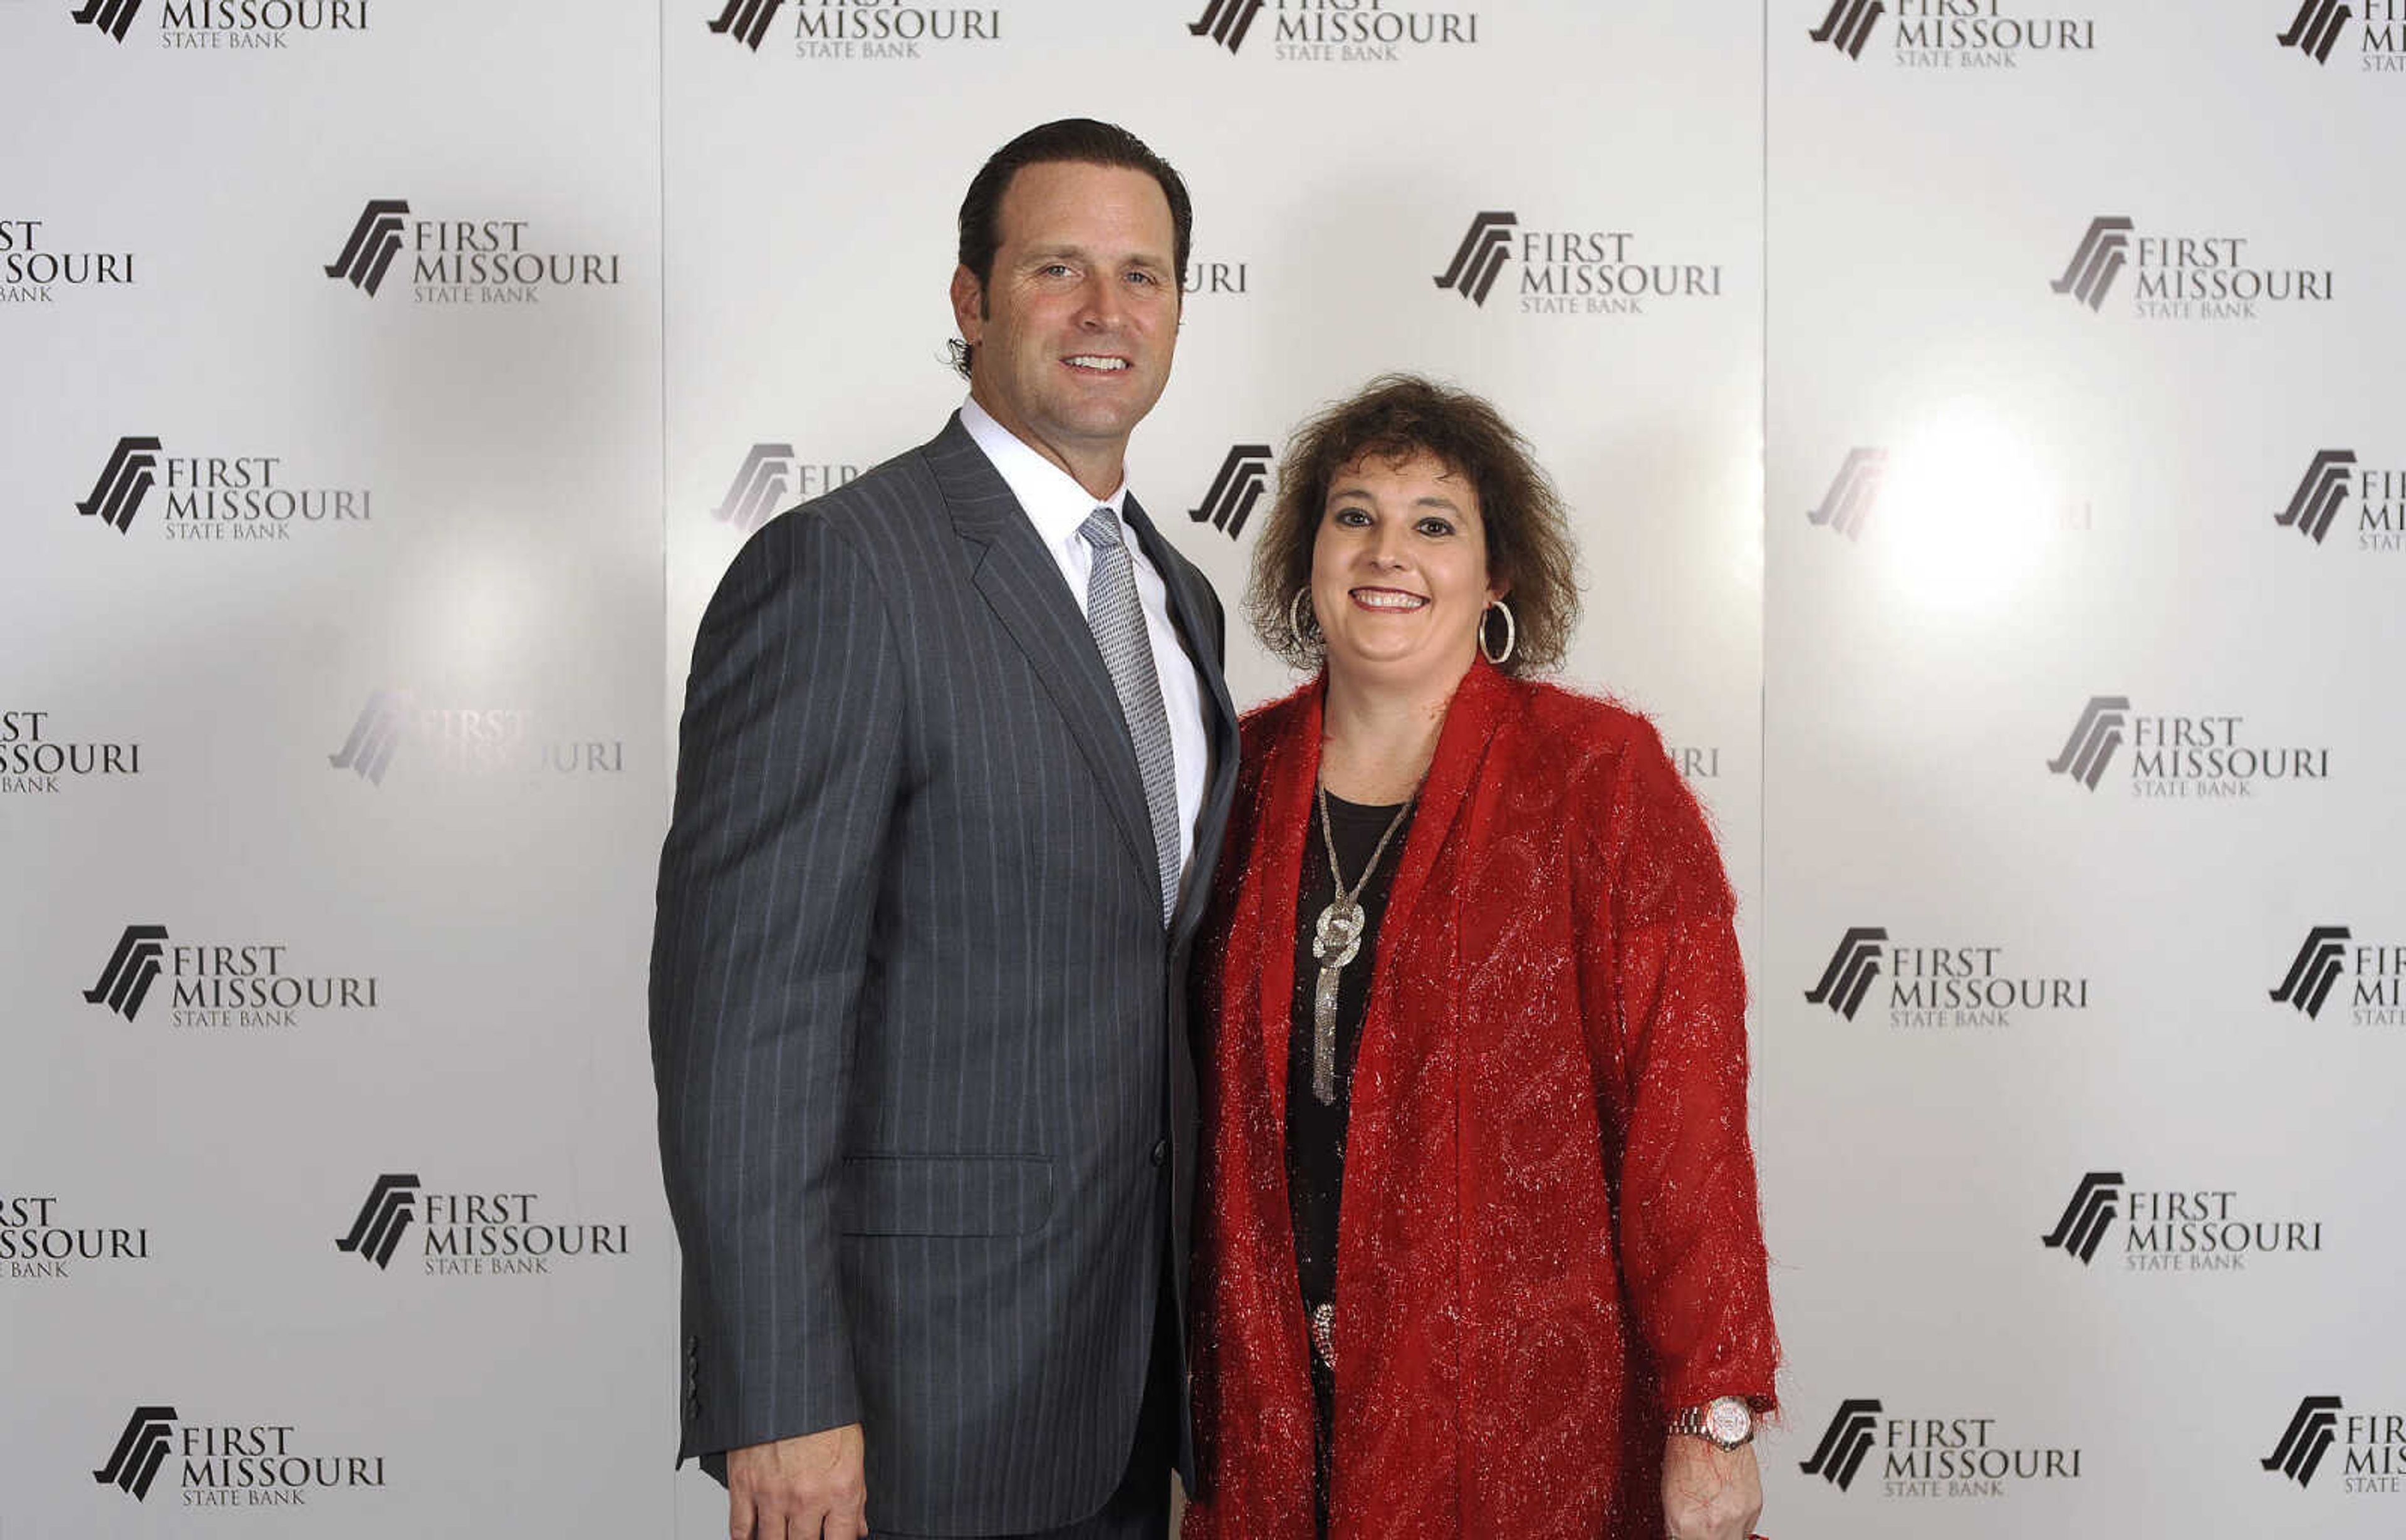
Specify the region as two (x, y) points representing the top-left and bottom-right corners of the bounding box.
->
(949, 265), (984, 344)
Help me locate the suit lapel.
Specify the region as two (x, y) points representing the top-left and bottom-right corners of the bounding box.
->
(925, 417), (1158, 893)
(1123, 496), (1242, 945)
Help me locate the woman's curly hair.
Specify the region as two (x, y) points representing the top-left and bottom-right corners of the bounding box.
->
(1244, 373), (1580, 675)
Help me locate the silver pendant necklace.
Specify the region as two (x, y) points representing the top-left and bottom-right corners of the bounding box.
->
(1309, 782), (1412, 1106)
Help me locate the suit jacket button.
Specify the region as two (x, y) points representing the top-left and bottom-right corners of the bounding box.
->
(1149, 1138), (1168, 1168)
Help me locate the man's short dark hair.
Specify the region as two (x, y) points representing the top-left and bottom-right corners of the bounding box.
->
(949, 119), (1193, 379)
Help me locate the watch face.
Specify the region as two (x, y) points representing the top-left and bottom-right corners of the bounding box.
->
(1706, 1400), (1752, 1444)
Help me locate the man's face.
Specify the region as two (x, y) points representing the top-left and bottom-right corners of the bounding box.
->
(952, 161), (1180, 486)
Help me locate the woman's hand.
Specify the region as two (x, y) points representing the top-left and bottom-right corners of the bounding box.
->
(1661, 1435), (1762, 1540)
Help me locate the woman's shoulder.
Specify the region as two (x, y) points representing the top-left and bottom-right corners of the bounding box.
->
(1237, 679), (1316, 752)
(1503, 677), (1732, 912)
(1501, 675), (1673, 776)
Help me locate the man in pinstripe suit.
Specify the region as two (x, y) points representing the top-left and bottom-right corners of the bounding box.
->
(650, 121), (1238, 1540)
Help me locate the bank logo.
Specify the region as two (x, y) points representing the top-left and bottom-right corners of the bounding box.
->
(720, 0), (1006, 57)
(3, 709), (144, 796)
(2271, 449), (2406, 554)
(2046, 696), (2330, 796)
(1803, 927), (2091, 1028)
(2278, 0), (2351, 64)
(1189, 0), (1264, 52)
(76, 435), (163, 534)
(1799, 1395), (2086, 1495)
(1804, 927), (1888, 1021)
(320, 200), (622, 305)
(1810, 0), (2099, 67)
(1434, 212), (1517, 308)
(1808, 0), (1884, 58)
(84, 924), (169, 1022)
(1182, 256), (1252, 297)
(71, 0), (143, 41)
(714, 444), (796, 531)
(2278, 449), (2356, 544)
(2046, 1174), (2324, 1274)
(1205, 0), (1482, 60)
(1667, 744), (1722, 781)
(709, 447), (858, 528)
(335, 1174), (420, 1271)
(2052, 217), (2335, 320)
(326, 689), (626, 784)
(2, 1194), (154, 1281)
(2272, 926), (2352, 1019)
(2045, 695), (2130, 790)
(1434, 211), (1721, 317)
(346, 1178), (633, 1277)
(1808, 447), (1886, 539)
(78, 1), (372, 46)
(324, 199), (410, 297)
(95, 1405), (178, 1500)
(1801, 1398), (1884, 1491)
(78, 925), (378, 1031)
(2, 218), (139, 301)
(2051, 217), (2133, 310)
(708, 0), (783, 50)
(93, 1403), (388, 1502)
(2040, 1171), (2124, 1264)
(1190, 445), (1272, 539)
(2265, 1396), (2344, 1486)
(2271, 925), (2406, 1024)
(328, 690), (410, 784)
(70, 439), (372, 541)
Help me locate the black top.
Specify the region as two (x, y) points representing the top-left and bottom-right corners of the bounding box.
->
(1286, 789), (1413, 1316)
(1288, 788), (1412, 1528)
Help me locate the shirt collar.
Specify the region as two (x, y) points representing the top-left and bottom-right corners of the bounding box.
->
(959, 395), (1127, 550)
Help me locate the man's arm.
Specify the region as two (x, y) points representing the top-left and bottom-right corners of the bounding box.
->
(649, 511), (904, 1512)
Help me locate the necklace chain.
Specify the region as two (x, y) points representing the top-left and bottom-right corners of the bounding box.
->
(1308, 782), (1412, 1106)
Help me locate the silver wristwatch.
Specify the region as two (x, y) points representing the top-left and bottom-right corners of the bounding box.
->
(1669, 1396), (1755, 1450)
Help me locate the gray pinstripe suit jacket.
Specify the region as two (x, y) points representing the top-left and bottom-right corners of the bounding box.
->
(650, 414), (1239, 1535)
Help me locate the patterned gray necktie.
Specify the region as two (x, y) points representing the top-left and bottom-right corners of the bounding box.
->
(1078, 507), (1181, 924)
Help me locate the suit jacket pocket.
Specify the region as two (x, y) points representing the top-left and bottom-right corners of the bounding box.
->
(836, 1153), (1055, 1237)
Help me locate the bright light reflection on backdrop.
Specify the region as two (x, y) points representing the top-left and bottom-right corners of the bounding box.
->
(1875, 401), (2065, 619)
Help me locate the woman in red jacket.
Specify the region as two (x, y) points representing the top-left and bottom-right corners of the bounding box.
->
(1183, 375), (1779, 1540)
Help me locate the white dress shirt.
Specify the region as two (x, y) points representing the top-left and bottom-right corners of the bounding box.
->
(958, 396), (1210, 892)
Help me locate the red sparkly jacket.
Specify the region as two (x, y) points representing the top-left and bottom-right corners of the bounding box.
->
(1183, 660), (1779, 1539)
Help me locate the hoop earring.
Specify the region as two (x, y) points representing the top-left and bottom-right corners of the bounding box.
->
(1479, 598), (1517, 666)
(1288, 587), (1320, 652)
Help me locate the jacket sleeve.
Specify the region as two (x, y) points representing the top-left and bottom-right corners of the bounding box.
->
(648, 511), (904, 1461)
(1577, 722), (1780, 1416)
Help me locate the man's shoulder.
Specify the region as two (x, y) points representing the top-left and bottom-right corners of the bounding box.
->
(764, 435), (950, 548)
(702, 427), (965, 620)
(717, 428), (972, 589)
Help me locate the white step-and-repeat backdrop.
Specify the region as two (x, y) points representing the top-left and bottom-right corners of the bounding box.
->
(5, 1), (2397, 1534)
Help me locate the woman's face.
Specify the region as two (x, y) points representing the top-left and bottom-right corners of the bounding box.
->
(1307, 449), (1499, 694)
